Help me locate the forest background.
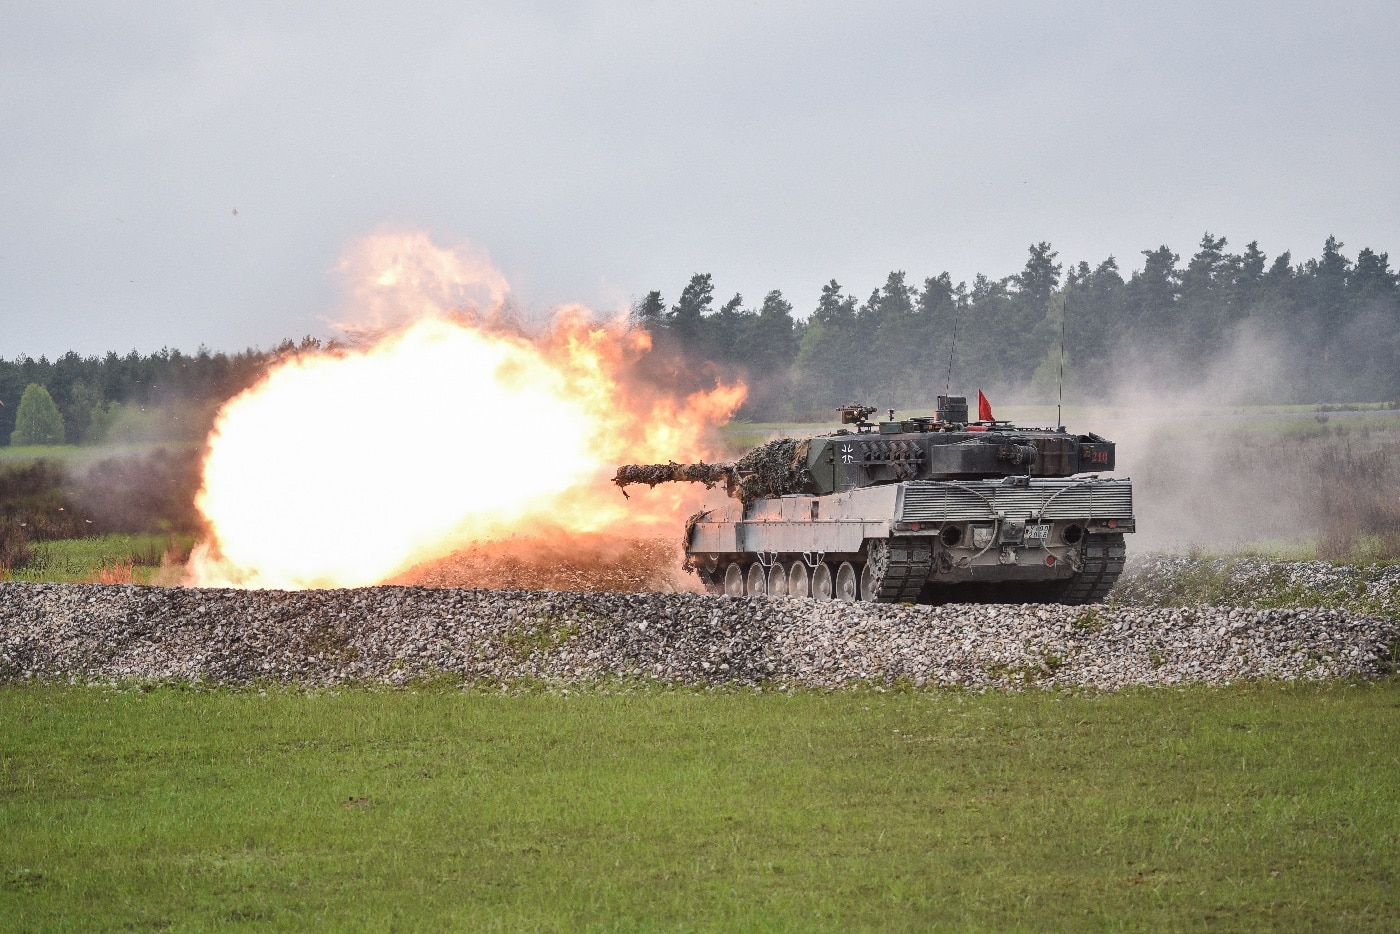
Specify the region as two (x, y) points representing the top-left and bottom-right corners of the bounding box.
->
(4, 231), (1399, 448)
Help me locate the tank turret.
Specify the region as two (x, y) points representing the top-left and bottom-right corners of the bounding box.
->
(615, 396), (1134, 605)
(615, 396), (1117, 501)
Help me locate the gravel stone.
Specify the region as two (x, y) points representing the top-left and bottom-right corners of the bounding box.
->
(2, 579), (1396, 690)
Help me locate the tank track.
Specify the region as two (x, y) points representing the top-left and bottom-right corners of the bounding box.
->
(694, 567), (723, 595)
(864, 538), (934, 602)
(1052, 533), (1126, 604)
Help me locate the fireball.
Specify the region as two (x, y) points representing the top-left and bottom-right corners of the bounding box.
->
(189, 231), (743, 589)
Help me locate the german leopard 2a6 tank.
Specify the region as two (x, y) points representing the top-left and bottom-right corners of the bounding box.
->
(613, 396), (1134, 604)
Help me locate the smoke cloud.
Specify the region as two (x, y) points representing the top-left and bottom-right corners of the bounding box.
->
(1090, 320), (1400, 556)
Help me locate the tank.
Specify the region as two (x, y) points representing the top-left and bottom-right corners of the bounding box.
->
(614, 396), (1133, 604)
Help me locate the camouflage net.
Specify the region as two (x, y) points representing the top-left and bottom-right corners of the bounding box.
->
(613, 439), (814, 505)
(681, 508), (713, 573)
(732, 438), (812, 504)
(612, 461), (734, 496)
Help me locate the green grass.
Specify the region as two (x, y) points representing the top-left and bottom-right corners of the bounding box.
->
(1176, 540), (1324, 563)
(722, 407), (1400, 442)
(0, 442), (199, 465)
(719, 421), (822, 452)
(2, 682), (1398, 931)
(0, 445), (80, 463)
(1002, 402), (1400, 423)
(1168, 537), (1400, 566)
(1142, 411), (1400, 440)
(2, 534), (193, 584)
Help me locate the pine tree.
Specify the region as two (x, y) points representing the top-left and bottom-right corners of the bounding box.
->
(710, 293), (749, 363)
(1015, 242), (1062, 314)
(668, 273), (714, 344)
(746, 290), (799, 374)
(793, 280), (860, 412)
(632, 290), (666, 328)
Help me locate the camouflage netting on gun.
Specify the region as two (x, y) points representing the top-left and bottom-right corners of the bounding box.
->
(613, 462), (734, 494)
(731, 438), (812, 504)
(613, 439), (813, 504)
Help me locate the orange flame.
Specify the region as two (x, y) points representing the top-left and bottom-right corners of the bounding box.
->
(188, 231), (744, 589)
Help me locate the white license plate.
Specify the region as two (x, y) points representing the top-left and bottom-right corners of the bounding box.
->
(1023, 524), (1051, 540)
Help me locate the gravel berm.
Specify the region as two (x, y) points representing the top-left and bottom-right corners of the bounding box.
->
(3, 582), (1397, 690)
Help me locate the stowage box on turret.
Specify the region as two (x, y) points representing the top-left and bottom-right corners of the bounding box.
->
(614, 396), (1133, 604)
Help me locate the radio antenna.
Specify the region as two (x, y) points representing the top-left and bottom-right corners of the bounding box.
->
(1057, 294), (1067, 430)
(945, 301), (961, 397)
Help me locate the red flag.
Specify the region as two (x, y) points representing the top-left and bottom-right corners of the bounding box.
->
(977, 390), (994, 422)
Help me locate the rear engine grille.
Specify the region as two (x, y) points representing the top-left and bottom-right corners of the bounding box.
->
(899, 479), (1133, 522)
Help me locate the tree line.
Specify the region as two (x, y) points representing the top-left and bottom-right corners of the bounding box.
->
(5, 234), (1398, 445)
(0, 339), (327, 446)
(634, 234), (1400, 419)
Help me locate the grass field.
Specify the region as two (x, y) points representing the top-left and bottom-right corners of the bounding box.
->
(2, 681), (1397, 931)
(1, 534), (194, 585)
(0, 445), (79, 464)
(720, 405), (1400, 455)
(0, 442), (198, 465)
(730, 406), (1400, 435)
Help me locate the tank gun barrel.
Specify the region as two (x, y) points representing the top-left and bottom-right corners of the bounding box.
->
(615, 438), (816, 503)
(612, 461), (735, 496)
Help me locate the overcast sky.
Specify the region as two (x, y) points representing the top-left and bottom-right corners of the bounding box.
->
(4, 1), (1398, 358)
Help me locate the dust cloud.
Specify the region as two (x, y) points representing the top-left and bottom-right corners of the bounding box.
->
(388, 530), (704, 593)
(1089, 322), (1400, 556)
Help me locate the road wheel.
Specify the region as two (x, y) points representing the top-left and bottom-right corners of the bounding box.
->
(835, 561), (858, 602)
(767, 562), (789, 597)
(746, 562), (768, 596)
(859, 562), (880, 602)
(788, 562), (810, 598)
(724, 563), (745, 597)
(812, 564), (834, 601)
